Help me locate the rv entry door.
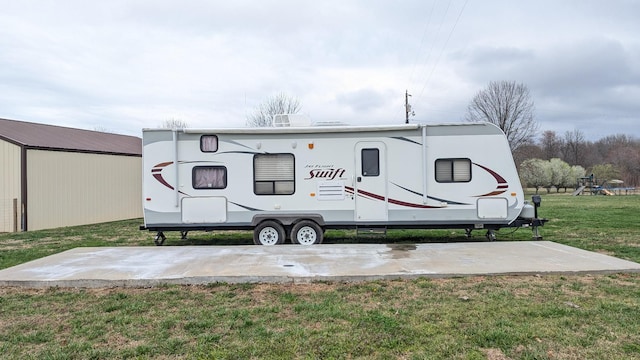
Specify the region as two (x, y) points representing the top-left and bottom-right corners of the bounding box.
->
(355, 142), (388, 221)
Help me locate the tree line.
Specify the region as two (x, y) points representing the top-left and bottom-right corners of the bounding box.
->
(520, 158), (584, 194)
(514, 131), (640, 188)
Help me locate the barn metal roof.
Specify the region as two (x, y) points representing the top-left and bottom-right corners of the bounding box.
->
(0, 118), (141, 156)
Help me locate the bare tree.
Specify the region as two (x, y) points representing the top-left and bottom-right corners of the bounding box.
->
(539, 130), (563, 160)
(246, 93), (302, 127)
(160, 118), (189, 129)
(465, 81), (538, 151)
(512, 142), (543, 171)
(561, 129), (587, 166)
(605, 142), (640, 186)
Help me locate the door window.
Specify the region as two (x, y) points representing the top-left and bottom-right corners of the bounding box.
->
(361, 148), (380, 177)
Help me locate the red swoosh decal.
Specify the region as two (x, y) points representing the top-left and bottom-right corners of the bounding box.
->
(473, 163), (510, 197)
(346, 187), (440, 209)
(474, 163), (507, 184)
(152, 162), (175, 190)
(153, 173), (174, 190)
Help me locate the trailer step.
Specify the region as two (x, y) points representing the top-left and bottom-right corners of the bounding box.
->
(356, 227), (388, 237)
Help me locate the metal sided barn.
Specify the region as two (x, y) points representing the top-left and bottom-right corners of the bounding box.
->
(0, 118), (142, 232)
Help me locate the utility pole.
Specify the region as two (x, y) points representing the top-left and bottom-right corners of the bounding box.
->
(405, 90), (414, 124)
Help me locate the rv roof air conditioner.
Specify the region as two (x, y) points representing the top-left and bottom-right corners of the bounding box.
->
(272, 114), (312, 127)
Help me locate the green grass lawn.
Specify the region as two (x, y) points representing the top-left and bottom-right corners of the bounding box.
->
(0, 194), (639, 359)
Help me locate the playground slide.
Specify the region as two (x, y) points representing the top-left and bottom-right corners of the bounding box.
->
(572, 185), (586, 196)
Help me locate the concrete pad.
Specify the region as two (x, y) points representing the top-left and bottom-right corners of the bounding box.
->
(0, 241), (639, 288)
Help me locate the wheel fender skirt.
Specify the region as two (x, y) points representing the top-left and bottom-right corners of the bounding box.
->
(251, 213), (325, 227)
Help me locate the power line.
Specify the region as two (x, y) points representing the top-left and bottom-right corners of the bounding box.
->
(403, 0), (470, 122)
(417, 0), (469, 101)
(409, 0), (452, 93)
(406, 1), (437, 90)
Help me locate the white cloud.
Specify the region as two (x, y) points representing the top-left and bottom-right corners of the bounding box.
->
(0, 0), (639, 141)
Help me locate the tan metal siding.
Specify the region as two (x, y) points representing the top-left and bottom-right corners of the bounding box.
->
(27, 150), (141, 231)
(0, 140), (22, 232)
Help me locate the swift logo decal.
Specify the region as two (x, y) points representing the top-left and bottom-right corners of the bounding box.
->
(304, 164), (347, 181)
(305, 168), (346, 180)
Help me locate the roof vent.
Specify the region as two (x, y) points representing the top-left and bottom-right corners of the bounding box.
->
(272, 114), (312, 127)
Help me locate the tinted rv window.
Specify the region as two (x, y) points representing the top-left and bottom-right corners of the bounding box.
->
(254, 154), (295, 195)
(435, 159), (471, 183)
(200, 135), (219, 152)
(361, 148), (380, 177)
(193, 166), (227, 189)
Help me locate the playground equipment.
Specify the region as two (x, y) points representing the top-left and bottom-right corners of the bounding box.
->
(602, 179), (635, 195)
(573, 176), (635, 196)
(573, 175), (598, 195)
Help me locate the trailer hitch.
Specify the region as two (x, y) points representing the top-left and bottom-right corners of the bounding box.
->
(531, 195), (546, 240)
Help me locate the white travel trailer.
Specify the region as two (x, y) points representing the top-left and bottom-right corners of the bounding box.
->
(141, 122), (545, 245)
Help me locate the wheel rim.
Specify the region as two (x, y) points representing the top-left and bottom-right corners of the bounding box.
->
(296, 226), (317, 245)
(258, 227), (279, 245)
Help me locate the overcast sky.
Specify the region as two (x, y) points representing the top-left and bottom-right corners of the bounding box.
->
(1, 0), (638, 141)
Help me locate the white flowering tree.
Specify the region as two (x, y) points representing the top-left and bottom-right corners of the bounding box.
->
(520, 158), (550, 194)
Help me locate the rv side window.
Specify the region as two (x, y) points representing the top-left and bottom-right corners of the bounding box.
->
(435, 158), (471, 183)
(200, 135), (219, 152)
(361, 148), (380, 177)
(193, 166), (227, 189)
(254, 154), (295, 195)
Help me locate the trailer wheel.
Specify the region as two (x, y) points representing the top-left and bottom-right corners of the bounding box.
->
(254, 221), (285, 245)
(291, 220), (323, 245)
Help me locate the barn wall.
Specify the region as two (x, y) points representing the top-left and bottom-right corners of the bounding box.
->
(27, 150), (141, 231)
(0, 140), (22, 232)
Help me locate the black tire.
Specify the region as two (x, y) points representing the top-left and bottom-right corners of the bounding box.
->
(290, 220), (324, 245)
(253, 221), (285, 245)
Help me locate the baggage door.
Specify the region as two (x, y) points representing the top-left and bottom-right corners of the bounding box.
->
(182, 197), (227, 223)
(355, 142), (388, 221)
